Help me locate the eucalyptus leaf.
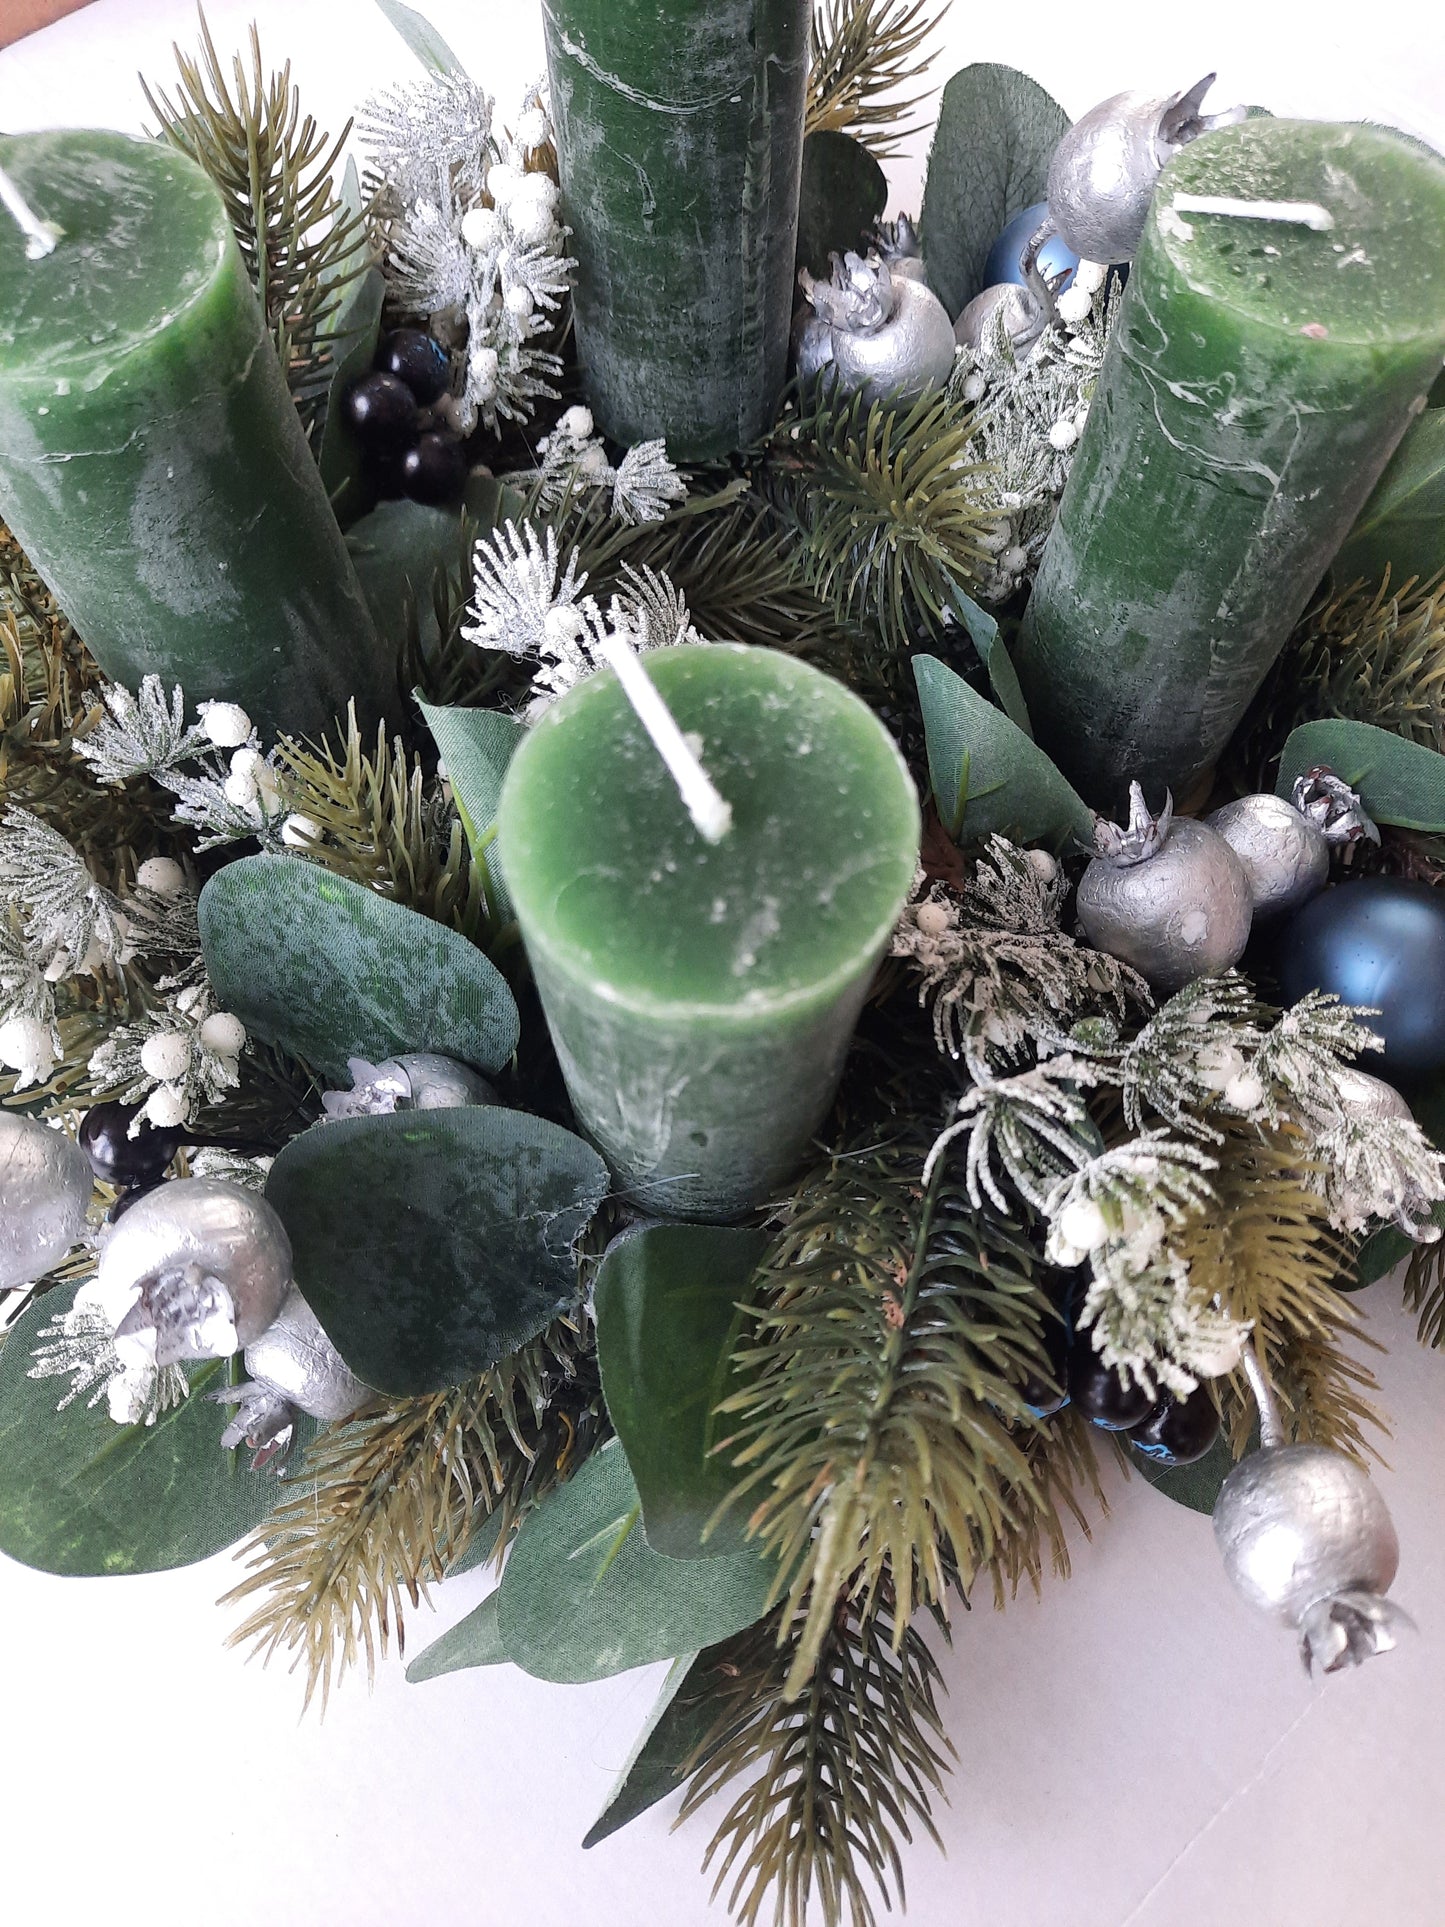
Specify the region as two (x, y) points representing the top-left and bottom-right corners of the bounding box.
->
(1332, 405), (1445, 589)
(496, 1440), (777, 1684)
(0, 1287), (287, 1576)
(372, 0), (467, 76)
(265, 1107), (608, 1396)
(417, 698), (526, 923)
(406, 1589), (506, 1682)
(346, 497), (466, 656)
(200, 855), (518, 1083)
(913, 653), (1093, 850)
(595, 1223), (767, 1559)
(919, 64), (1071, 320)
(1275, 719), (1445, 832)
(795, 130), (888, 279)
(583, 1649), (720, 1847)
(946, 583), (1033, 734)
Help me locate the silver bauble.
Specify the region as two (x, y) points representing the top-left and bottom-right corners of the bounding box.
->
(1076, 783), (1252, 994)
(243, 1287), (370, 1420)
(792, 307), (835, 383)
(799, 252), (955, 404)
(1046, 74), (1246, 262)
(1214, 1443), (1412, 1673)
(0, 1113), (92, 1290)
(98, 1178), (293, 1368)
(954, 282), (1045, 356)
(321, 1051), (495, 1120)
(1205, 792), (1330, 918)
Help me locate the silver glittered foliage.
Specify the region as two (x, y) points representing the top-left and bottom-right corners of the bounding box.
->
(508, 410), (688, 526)
(0, 806), (126, 976)
(73, 674), (209, 784)
(28, 1282), (189, 1428)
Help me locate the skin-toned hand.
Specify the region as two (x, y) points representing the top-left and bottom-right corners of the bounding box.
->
(1, 0), (97, 53)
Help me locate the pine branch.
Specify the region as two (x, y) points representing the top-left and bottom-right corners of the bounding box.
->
(806, 0), (945, 161)
(142, 17), (369, 443)
(765, 383), (996, 650)
(1403, 1240), (1445, 1348)
(222, 1318), (599, 1709)
(680, 1584), (952, 1927)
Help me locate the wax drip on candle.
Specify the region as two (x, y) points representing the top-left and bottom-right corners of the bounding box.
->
(0, 159), (62, 259)
(593, 632), (733, 843)
(1165, 193), (1335, 239)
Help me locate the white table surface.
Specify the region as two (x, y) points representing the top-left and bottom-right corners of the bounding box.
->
(3, 5), (1445, 1924)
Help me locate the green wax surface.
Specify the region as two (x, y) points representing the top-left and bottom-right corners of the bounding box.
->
(1015, 120), (1445, 812)
(542, 0), (810, 460)
(498, 645), (920, 1219)
(0, 131), (387, 739)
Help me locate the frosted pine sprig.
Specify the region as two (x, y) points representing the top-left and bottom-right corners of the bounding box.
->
(0, 806), (126, 976)
(74, 675), (210, 784)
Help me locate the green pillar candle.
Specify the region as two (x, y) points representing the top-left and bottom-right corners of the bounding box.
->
(1015, 120), (1445, 811)
(542, 0), (810, 461)
(0, 130), (387, 741)
(497, 645), (920, 1220)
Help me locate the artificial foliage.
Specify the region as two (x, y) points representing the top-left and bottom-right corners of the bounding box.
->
(2, 7), (1444, 1926)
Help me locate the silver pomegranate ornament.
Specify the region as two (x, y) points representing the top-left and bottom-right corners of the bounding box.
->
(0, 1113), (92, 1290)
(1076, 783), (1253, 994)
(1046, 74), (1246, 262)
(954, 281), (1047, 356)
(1214, 1349), (1413, 1673)
(321, 1051), (496, 1120)
(97, 1177), (293, 1368)
(873, 213), (929, 284)
(1205, 792), (1330, 918)
(796, 251), (956, 403)
(215, 1285), (371, 1467)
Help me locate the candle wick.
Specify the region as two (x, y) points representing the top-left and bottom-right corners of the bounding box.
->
(594, 631), (733, 843)
(1168, 193), (1335, 234)
(0, 160), (62, 260)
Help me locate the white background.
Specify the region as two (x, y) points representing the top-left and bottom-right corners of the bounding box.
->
(3, 4), (1445, 1924)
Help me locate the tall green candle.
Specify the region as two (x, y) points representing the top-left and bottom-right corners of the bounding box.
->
(542, 0), (810, 461)
(1015, 120), (1445, 812)
(0, 130), (388, 740)
(497, 646), (920, 1220)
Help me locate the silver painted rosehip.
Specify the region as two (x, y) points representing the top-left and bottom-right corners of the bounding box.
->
(1205, 792), (1330, 917)
(798, 252), (955, 404)
(0, 1113), (92, 1290)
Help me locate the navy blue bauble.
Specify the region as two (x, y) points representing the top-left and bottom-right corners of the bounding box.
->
(982, 201), (1079, 291)
(1276, 877), (1445, 1080)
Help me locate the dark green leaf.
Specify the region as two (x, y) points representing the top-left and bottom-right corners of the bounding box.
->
(0, 1286), (289, 1576)
(1332, 406), (1445, 590)
(199, 854), (519, 1082)
(496, 1440), (777, 1683)
(265, 1107), (608, 1396)
(919, 64), (1071, 319)
(583, 1649), (721, 1846)
(406, 1589), (506, 1682)
(946, 582), (1033, 734)
(417, 698), (526, 922)
(317, 252), (386, 529)
(346, 497), (466, 656)
(1131, 1430), (1239, 1516)
(913, 653), (1093, 850)
(372, 0), (466, 75)
(795, 130), (888, 279)
(1355, 1223), (1413, 1288)
(595, 1223), (767, 1559)
(1275, 718), (1445, 831)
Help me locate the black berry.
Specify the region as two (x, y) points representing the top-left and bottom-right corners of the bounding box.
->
(1017, 1312), (1071, 1417)
(379, 328), (451, 404)
(1129, 1384), (1221, 1466)
(79, 1100), (182, 1188)
(342, 371), (419, 452)
(401, 432), (467, 505)
(108, 1179), (165, 1224)
(1066, 1333), (1153, 1430)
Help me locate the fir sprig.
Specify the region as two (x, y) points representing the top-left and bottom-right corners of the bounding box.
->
(142, 18), (368, 442)
(806, 0), (945, 160)
(766, 382), (996, 649)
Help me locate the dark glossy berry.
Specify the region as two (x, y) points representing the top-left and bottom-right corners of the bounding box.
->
(401, 432), (467, 505)
(1128, 1383), (1221, 1466)
(79, 1100), (182, 1188)
(1066, 1333), (1153, 1430)
(342, 371), (419, 452)
(379, 328), (451, 404)
(108, 1179), (165, 1224)
(1017, 1313), (1071, 1417)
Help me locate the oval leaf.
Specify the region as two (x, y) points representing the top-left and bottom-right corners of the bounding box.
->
(417, 697), (526, 922)
(265, 1107), (608, 1396)
(914, 653), (1093, 850)
(1131, 1430), (1239, 1516)
(496, 1440), (777, 1684)
(373, 0), (466, 75)
(1332, 404), (1445, 589)
(1275, 719), (1445, 832)
(199, 854), (519, 1082)
(346, 497), (468, 656)
(595, 1223), (767, 1559)
(407, 1588), (506, 1683)
(919, 64), (1071, 320)
(795, 129), (888, 279)
(0, 1286), (288, 1576)
(583, 1649), (721, 1847)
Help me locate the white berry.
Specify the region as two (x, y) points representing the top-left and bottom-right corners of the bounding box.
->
(1055, 284), (1093, 326)
(136, 855), (187, 897)
(504, 284), (535, 322)
(559, 405), (594, 442)
(1000, 545), (1029, 576)
(514, 107), (550, 152)
(914, 900), (952, 938)
(484, 163), (523, 208)
(505, 198), (556, 247)
(1058, 1196), (1110, 1253)
(1224, 1070), (1267, 1113)
(144, 1084), (189, 1129)
(0, 1013), (54, 1074)
(1026, 848), (1060, 884)
(1047, 418), (1079, 452)
(199, 1011), (247, 1058)
(1075, 259), (1108, 294)
(961, 372), (987, 402)
(140, 1031), (191, 1082)
(1196, 1038), (1246, 1093)
(200, 701), (252, 749)
(280, 813), (322, 849)
(460, 205), (502, 252)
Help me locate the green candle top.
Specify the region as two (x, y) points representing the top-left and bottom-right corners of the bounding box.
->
(499, 645), (920, 1019)
(1152, 120), (1445, 345)
(0, 131), (233, 381)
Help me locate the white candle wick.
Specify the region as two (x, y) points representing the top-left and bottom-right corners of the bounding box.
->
(595, 631), (733, 843)
(1169, 193), (1335, 233)
(0, 160), (62, 260)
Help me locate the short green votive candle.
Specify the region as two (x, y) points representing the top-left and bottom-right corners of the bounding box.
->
(497, 645), (921, 1220)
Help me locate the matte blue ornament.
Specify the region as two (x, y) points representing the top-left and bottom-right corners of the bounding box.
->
(1276, 877), (1445, 1080)
(982, 201), (1080, 292)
